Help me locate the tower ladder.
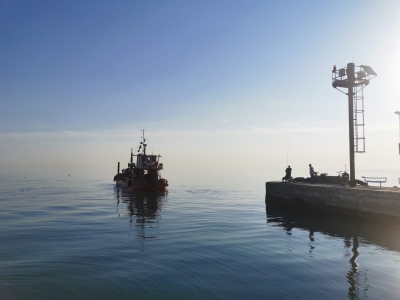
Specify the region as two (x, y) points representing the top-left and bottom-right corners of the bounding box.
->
(353, 87), (365, 153)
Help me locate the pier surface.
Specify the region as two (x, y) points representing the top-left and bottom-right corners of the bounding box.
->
(265, 181), (400, 218)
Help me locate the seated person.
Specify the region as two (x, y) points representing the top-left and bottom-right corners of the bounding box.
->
(282, 165), (292, 182)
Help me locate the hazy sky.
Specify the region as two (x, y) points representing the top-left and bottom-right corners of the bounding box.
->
(1, 0), (400, 176)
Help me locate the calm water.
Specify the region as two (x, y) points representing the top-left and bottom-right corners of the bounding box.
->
(1, 167), (400, 299)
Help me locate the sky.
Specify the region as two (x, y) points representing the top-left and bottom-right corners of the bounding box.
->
(1, 0), (400, 176)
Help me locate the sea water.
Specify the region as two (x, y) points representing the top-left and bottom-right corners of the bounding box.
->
(1, 167), (400, 299)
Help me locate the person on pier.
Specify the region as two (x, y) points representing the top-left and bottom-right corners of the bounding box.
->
(282, 165), (292, 182)
(309, 164), (315, 183)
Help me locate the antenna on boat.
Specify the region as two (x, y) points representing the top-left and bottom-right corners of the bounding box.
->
(141, 128), (147, 155)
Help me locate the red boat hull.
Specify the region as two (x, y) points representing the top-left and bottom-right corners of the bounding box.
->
(116, 178), (168, 192)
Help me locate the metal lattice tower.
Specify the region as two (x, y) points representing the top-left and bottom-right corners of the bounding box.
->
(332, 63), (377, 187)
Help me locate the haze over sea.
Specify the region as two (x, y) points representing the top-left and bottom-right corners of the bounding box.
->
(1, 3), (400, 298)
(1, 167), (400, 299)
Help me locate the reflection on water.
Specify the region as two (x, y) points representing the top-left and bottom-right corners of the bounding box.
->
(3, 167), (400, 299)
(115, 188), (166, 239)
(266, 203), (400, 300)
(347, 236), (362, 300)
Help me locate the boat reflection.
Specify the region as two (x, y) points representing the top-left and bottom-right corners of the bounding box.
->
(115, 188), (167, 239)
(266, 203), (400, 300)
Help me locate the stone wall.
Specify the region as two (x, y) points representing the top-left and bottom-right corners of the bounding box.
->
(265, 182), (400, 218)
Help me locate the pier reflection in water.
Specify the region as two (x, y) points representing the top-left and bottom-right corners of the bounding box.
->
(266, 203), (400, 300)
(115, 189), (166, 239)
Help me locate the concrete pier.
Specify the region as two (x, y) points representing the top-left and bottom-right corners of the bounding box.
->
(265, 181), (400, 218)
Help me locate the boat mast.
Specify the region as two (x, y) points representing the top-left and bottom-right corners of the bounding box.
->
(130, 148), (133, 173)
(141, 129), (147, 155)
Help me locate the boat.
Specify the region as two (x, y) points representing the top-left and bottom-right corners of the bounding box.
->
(113, 129), (168, 192)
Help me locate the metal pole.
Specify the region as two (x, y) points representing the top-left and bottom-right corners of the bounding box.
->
(130, 149), (133, 171)
(396, 111), (400, 154)
(347, 63), (356, 187)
